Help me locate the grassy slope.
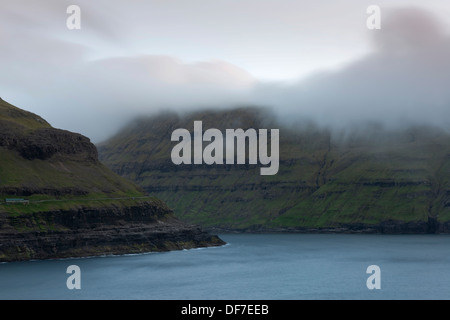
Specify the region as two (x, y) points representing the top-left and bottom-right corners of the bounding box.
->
(0, 98), (51, 129)
(0, 98), (146, 216)
(99, 108), (450, 230)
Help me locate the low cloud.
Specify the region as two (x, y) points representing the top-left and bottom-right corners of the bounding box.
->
(254, 7), (450, 131)
(1, 4), (449, 142)
(0, 40), (256, 141)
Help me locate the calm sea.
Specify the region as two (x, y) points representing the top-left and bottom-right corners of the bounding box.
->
(1, 234), (450, 300)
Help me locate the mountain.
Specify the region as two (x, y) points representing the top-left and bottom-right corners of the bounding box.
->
(0, 98), (223, 262)
(98, 107), (450, 233)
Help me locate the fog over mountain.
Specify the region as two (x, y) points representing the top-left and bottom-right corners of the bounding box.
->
(256, 7), (450, 131)
(0, 2), (449, 141)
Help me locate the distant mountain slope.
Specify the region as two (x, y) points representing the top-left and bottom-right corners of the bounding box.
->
(0, 98), (223, 262)
(98, 107), (450, 233)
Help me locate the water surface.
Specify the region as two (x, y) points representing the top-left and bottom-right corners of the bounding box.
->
(1, 234), (449, 300)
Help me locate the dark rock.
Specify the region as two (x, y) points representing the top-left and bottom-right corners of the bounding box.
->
(17, 128), (98, 162)
(0, 201), (225, 262)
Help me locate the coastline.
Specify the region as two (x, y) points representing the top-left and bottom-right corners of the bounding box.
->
(0, 201), (225, 263)
(206, 218), (449, 234)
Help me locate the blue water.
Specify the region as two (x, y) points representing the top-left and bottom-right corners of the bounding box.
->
(1, 234), (450, 300)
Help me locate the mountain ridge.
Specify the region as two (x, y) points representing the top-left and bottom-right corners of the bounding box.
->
(98, 107), (450, 233)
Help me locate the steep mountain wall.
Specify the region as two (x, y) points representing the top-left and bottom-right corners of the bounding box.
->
(98, 108), (450, 232)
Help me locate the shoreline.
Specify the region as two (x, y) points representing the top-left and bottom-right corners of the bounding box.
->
(0, 238), (227, 264)
(205, 218), (450, 235)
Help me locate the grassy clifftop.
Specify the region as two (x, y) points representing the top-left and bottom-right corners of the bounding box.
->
(0, 98), (145, 207)
(0, 98), (51, 130)
(98, 108), (450, 232)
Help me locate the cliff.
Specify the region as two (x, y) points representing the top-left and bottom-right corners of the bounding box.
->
(0, 98), (224, 262)
(98, 107), (450, 233)
(0, 200), (223, 262)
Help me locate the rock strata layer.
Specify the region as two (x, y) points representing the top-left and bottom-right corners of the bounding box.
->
(0, 200), (225, 262)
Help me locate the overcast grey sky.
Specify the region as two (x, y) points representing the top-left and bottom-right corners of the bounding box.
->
(1, 1), (449, 141)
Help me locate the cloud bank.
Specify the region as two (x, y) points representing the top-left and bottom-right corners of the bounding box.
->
(0, 3), (449, 141)
(253, 7), (450, 131)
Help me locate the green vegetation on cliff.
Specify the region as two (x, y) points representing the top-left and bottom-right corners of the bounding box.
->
(0, 98), (224, 261)
(98, 108), (450, 232)
(0, 97), (144, 205)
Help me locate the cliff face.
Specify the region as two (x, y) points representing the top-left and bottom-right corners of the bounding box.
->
(0, 200), (223, 262)
(0, 98), (224, 262)
(98, 108), (450, 233)
(1, 126), (98, 162)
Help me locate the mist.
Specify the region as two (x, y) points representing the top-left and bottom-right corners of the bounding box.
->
(1, 3), (449, 142)
(251, 7), (450, 134)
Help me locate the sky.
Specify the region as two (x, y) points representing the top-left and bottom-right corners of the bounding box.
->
(0, 0), (450, 142)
